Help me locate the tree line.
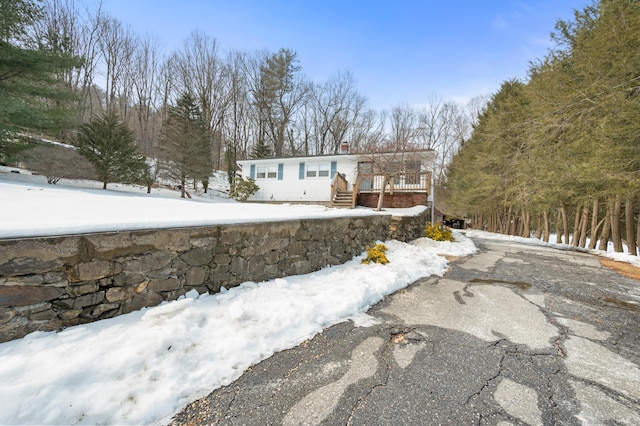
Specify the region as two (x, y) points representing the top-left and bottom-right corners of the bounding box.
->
(1, 0), (473, 195)
(446, 0), (640, 255)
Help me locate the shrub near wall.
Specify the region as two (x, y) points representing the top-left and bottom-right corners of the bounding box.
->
(0, 215), (392, 343)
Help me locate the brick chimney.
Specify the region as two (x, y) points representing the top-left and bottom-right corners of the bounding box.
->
(340, 142), (349, 154)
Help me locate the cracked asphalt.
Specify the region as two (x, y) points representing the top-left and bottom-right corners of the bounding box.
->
(170, 236), (640, 425)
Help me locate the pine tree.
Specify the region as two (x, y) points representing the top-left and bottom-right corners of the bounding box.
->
(0, 0), (82, 164)
(254, 48), (307, 157)
(159, 92), (212, 198)
(250, 138), (273, 159)
(446, 0), (640, 249)
(74, 110), (147, 189)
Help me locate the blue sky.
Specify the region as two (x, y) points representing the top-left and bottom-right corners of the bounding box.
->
(103, 0), (589, 111)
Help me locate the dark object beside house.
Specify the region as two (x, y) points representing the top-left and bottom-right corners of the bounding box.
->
(444, 218), (465, 229)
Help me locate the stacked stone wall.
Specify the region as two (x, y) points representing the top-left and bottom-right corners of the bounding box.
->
(0, 211), (428, 343)
(388, 210), (430, 242)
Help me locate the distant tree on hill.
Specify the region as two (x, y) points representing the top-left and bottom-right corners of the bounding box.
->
(74, 111), (147, 189)
(253, 48), (309, 157)
(250, 138), (272, 159)
(158, 92), (212, 198)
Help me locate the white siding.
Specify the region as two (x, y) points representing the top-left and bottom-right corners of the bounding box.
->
(238, 156), (359, 203)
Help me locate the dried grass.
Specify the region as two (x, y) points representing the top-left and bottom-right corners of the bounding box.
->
(599, 257), (640, 281)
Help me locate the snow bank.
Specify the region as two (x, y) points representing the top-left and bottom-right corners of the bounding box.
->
(465, 229), (640, 268)
(0, 233), (477, 425)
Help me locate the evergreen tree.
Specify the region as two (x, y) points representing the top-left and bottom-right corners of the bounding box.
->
(159, 92), (212, 198)
(0, 0), (82, 164)
(254, 48), (307, 157)
(250, 138), (273, 159)
(74, 110), (147, 189)
(447, 0), (640, 252)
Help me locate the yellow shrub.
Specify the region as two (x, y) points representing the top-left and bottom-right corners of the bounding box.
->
(361, 243), (389, 264)
(424, 221), (455, 242)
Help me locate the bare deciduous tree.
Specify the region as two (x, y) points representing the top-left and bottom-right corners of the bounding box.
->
(131, 34), (163, 157)
(223, 50), (257, 181)
(171, 31), (228, 169)
(38, 0), (106, 127)
(98, 17), (136, 119)
(23, 143), (97, 183)
(416, 97), (469, 185)
(311, 71), (367, 155)
(387, 104), (420, 150)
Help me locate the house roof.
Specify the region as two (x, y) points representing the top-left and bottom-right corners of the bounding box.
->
(237, 148), (435, 165)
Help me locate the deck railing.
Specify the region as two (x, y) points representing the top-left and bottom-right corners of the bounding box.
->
(358, 171), (431, 194)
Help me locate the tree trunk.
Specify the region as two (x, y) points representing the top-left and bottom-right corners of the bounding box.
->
(561, 205), (569, 244)
(535, 213), (542, 240)
(625, 198), (636, 256)
(103, 181), (107, 190)
(571, 205), (581, 246)
(507, 206), (515, 235)
(543, 210), (550, 243)
(588, 199), (599, 249)
(555, 209), (562, 244)
(376, 177), (388, 211)
(636, 208), (640, 256)
(521, 210), (530, 238)
(578, 205), (589, 248)
(598, 213), (611, 251)
(610, 196), (623, 252)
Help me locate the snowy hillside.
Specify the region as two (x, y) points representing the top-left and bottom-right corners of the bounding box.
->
(0, 167), (390, 239)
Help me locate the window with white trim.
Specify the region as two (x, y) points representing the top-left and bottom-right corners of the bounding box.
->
(306, 163), (330, 178)
(256, 165), (278, 179)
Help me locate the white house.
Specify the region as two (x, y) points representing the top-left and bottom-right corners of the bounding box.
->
(237, 149), (435, 209)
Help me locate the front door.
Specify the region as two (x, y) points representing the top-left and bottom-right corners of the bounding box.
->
(358, 162), (373, 191)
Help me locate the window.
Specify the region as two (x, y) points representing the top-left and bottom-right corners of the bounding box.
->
(405, 160), (421, 184)
(318, 164), (330, 177)
(305, 163), (330, 179)
(256, 165), (278, 179)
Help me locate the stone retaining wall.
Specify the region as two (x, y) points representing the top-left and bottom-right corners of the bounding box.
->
(388, 211), (431, 242)
(0, 210), (429, 343)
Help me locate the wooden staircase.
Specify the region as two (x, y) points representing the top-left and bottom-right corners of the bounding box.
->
(330, 172), (359, 208)
(332, 190), (354, 208)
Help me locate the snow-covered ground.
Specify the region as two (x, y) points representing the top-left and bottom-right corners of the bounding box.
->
(0, 168), (408, 239)
(0, 169), (471, 425)
(0, 235), (476, 425)
(464, 229), (640, 269)
(0, 168), (637, 425)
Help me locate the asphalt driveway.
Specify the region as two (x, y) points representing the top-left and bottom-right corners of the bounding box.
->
(172, 237), (640, 425)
